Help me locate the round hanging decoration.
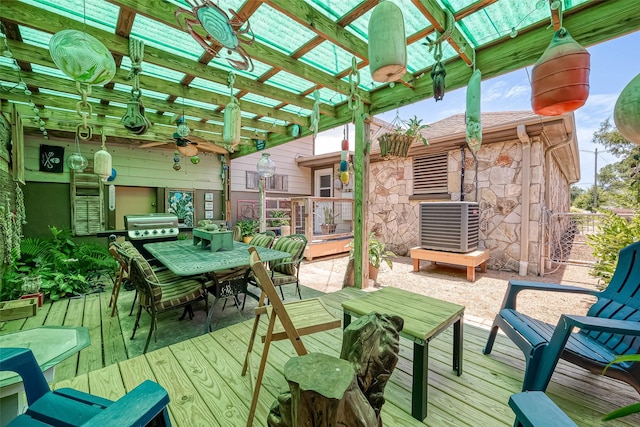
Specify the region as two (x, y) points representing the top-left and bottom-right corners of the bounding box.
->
(466, 69), (482, 153)
(49, 30), (116, 86)
(339, 160), (348, 172)
(614, 72), (640, 145)
(368, 0), (407, 82)
(341, 139), (349, 151)
(223, 97), (241, 149)
(107, 168), (117, 181)
(531, 28), (590, 116)
(340, 171), (350, 185)
(190, 155), (201, 164)
(291, 124), (300, 138)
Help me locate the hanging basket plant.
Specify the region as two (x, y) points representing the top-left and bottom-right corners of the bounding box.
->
(378, 114), (428, 159)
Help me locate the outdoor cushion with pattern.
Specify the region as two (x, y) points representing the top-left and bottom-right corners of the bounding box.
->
(270, 236), (306, 276)
(250, 233), (274, 249)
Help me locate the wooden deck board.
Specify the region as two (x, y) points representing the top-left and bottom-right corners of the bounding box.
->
(2, 287), (638, 426)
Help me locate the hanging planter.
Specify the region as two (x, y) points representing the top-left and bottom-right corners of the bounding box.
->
(614, 72), (640, 145)
(531, 28), (590, 116)
(367, 0), (407, 82)
(379, 133), (414, 159)
(378, 115), (428, 159)
(223, 97), (241, 151)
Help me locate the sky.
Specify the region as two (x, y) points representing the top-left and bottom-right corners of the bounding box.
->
(314, 30), (640, 190)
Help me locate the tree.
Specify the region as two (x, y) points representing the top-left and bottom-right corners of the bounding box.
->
(591, 119), (640, 207)
(570, 185), (586, 205)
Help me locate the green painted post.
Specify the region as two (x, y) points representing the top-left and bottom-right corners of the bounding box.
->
(353, 102), (370, 288)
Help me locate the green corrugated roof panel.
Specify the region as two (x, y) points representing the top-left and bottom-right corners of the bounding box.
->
(30, 64), (72, 81)
(251, 4), (317, 55)
(21, 0), (119, 34)
(265, 70), (315, 95)
(241, 93), (283, 108)
(175, 96), (219, 111)
(307, 0), (361, 21)
(16, 25), (51, 49)
(206, 56), (273, 81)
(300, 40), (354, 75)
(257, 117), (287, 127)
(315, 87), (346, 106)
(280, 105), (313, 117)
(120, 57), (186, 82)
(131, 14), (202, 60)
(113, 83), (169, 101)
(190, 77), (239, 97)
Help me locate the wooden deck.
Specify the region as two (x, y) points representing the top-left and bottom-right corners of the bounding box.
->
(1, 288), (639, 426)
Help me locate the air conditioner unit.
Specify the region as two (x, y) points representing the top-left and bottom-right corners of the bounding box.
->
(419, 202), (479, 253)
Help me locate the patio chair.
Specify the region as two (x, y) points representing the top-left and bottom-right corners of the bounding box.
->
(232, 225), (242, 242)
(248, 231), (275, 249)
(129, 253), (208, 353)
(1, 347), (171, 426)
(483, 240), (640, 393)
(509, 391), (578, 427)
(266, 233), (307, 300)
(242, 247), (341, 426)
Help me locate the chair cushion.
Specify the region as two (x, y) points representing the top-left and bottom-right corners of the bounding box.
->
(251, 234), (273, 248)
(157, 279), (205, 310)
(271, 271), (297, 287)
(271, 238), (305, 275)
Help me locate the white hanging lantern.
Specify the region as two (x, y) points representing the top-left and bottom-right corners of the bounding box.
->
(368, 0), (407, 82)
(94, 139), (112, 182)
(223, 97), (241, 148)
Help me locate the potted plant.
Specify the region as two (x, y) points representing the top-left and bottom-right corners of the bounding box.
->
(378, 115), (429, 158)
(269, 210), (290, 235)
(237, 219), (258, 243)
(347, 232), (396, 283)
(320, 206), (338, 235)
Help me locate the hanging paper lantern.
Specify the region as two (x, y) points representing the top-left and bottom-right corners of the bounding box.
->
(368, 0), (407, 82)
(223, 97), (241, 147)
(49, 30), (116, 86)
(614, 72), (640, 145)
(531, 28), (590, 116)
(466, 69), (482, 153)
(94, 146), (112, 182)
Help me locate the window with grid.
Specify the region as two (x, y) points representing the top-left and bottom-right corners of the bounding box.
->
(413, 152), (448, 195)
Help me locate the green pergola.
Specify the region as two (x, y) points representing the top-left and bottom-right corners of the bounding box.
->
(1, 0), (639, 286)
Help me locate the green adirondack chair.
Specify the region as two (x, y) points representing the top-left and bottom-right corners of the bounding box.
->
(484, 240), (640, 392)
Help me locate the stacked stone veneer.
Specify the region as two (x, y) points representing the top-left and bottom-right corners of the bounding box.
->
(368, 137), (572, 276)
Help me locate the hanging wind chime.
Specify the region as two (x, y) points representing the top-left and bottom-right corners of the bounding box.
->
(530, 4), (590, 116)
(310, 89), (321, 141)
(367, 0), (407, 82)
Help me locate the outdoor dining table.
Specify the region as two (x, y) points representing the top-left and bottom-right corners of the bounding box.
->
(144, 239), (291, 333)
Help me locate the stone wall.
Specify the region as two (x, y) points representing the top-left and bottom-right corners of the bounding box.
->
(368, 136), (561, 276)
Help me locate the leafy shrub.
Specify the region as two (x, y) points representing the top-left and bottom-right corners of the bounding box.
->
(586, 210), (640, 286)
(1, 227), (117, 301)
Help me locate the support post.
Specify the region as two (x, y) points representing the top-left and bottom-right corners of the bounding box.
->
(353, 103), (370, 289)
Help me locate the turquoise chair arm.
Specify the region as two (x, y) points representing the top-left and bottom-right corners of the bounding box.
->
(0, 348), (50, 406)
(83, 380), (171, 426)
(501, 280), (599, 310)
(509, 391), (578, 427)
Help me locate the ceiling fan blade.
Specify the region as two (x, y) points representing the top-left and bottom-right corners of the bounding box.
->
(139, 141), (167, 148)
(197, 143), (228, 154)
(177, 144), (199, 157)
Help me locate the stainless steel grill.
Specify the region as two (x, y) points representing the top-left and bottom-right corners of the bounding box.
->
(124, 214), (179, 240)
(123, 214), (180, 260)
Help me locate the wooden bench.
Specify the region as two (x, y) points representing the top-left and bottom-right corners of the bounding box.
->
(410, 247), (489, 282)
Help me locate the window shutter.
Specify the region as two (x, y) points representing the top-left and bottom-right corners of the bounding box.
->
(413, 153), (448, 195)
(246, 171), (288, 191)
